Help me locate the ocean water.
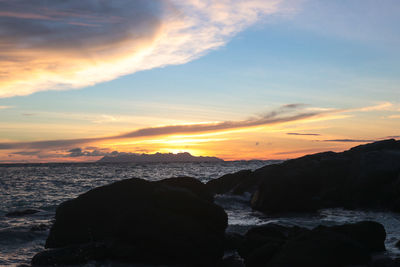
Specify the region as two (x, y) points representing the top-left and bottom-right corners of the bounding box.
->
(1, 161), (400, 266)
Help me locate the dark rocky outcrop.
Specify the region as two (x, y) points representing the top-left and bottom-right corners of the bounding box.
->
(206, 170), (254, 195)
(33, 177), (227, 266)
(395, 240), (400, 249)
(370, 257), (400, 267)
(32, 243), (109, 266)
(224, 232), (245, 251)
(218, 253), (245, 267)
(207, 139), (400, 214)
(5, 209), (41, 217)
(157, 176), (214, 202)
(251, 139), (400, 213)
(238, 221), (386, 267)
(31, 139), (400, 266)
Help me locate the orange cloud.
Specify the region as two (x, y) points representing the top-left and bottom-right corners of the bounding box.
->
(0, 0), (292, 98)
(2, 102), (394, 162)
(0, 104), (321, 150)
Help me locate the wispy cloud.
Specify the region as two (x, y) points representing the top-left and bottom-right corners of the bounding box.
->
(320, 139), (376, 143)
(385, 136), (400, 139)
(0, 11), (54, 20)
(274, 148), (330, 155)
(354, 102), (393, 112)
(65, 147), (157, 158)
(0, 0), (294, 98)
(67, 147), (111, 157)
(2, 102), (393, 160)
(0, 105), (13, 109)
(0, 102), (390, 151)
(0, 104), (321, 150)
(287, 132), (320, 136)
(11, 150), (41, 156)
(12, 147), (153, 159)
(334, 102), (396, 114)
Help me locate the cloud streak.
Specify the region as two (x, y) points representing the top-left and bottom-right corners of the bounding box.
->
(0, 102), (392, 155)
(0, 0), (292, 98)
(0, 104), (321, 150)
(67, 147), (112, 157)
(286, 132), (320, 136)
(0, 105), (12, 109)
(320, 139), (376, 143)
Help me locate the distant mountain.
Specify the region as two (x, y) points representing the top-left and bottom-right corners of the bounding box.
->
(97, 152), (224, 163)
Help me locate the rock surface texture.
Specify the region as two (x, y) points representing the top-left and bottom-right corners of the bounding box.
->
(33, 177), (227, 266)
(205, 139), (400, 214)
(32, 139), (400, 266)
(238, 221), (386, 267)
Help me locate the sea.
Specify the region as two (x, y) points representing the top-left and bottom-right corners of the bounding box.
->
(1, 161), (400, 266)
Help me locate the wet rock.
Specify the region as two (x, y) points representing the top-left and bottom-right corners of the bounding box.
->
(206, 170), (254, 195)
(326, 221), (386, 253)
(250, 139), (400, 214)
(218, 252), (245, 267)
(36, 177), (228, 266)
(269, 228), (370, 267)
(238, 223), (304, 265)
(239, 221), (386, 267)
(32, 242), (108, 266)
(157, 176), (214, 202)
(224, 232), (244, 251)
(369, 256), (400, 267)
(5, 209), (40, 217)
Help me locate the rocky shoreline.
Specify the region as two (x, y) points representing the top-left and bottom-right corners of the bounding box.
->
(32, 139), (400, 266)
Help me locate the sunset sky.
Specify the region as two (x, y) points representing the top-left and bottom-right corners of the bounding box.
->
(0, 0), (399, 162)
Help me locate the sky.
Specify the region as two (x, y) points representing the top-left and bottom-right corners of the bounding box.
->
(0, 0), (399, 162)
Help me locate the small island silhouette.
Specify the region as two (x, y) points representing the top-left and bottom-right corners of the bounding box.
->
(97, 152), (223, 163)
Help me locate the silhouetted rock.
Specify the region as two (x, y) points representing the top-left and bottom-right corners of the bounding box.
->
(206, 170), (254, 195)
(204, 139), (400, 214)
(239, 221), (386, 267)
(98, 151), (223, 163)
(5, 209), (40, 217)
(157, 176), (214, 202)
(32, 243), (108, 266)
(35, 177), (228, 266)
(224, 232), (244, 251)
(370, 257), (400, 267)
(218, 252), (245, 267)
(326, 221), (386, 253)
(35, 177), (227, 265)
(238, 223), (305, 265)
(249, 139), (400, 214)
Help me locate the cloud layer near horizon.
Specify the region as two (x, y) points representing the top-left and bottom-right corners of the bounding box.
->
(0, 0), (289, 98)
(0, 102), (393, 153)
(0, 104), (320, 150)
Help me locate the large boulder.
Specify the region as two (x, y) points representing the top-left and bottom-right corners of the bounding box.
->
(206, 170), (254, 195)
(251, 139), (400, 214)
(34, 177), (228, 266)
(239, 221), (386, 267)
(157, 176), (214, 202)
(32, 243), (109, 266)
